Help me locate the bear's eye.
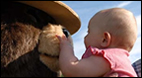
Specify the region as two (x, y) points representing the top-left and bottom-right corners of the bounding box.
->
(62, 28), (70, 38)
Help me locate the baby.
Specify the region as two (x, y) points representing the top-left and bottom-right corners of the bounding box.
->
(56, 8), (138, 77)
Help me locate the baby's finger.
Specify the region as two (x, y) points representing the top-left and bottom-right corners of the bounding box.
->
(62, 34), (67, 40)
(56, 35), (62, 41)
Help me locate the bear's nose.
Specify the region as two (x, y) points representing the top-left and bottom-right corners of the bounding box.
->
(62, 28), (70, 38)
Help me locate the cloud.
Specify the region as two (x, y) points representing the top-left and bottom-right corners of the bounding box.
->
(117, 1), (132, 7)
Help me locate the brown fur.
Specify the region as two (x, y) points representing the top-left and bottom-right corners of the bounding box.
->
(38, 24), (64, 72)
(1, 22), (60, 77)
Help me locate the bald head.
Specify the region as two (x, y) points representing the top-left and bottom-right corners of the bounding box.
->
(91, 8), (137, 31)
(90, 8), (137, 51)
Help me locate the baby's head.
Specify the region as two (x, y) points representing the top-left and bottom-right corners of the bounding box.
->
(84, 8), (137, 52)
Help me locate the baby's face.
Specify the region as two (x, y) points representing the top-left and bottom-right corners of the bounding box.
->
(84, 18), (103, 48)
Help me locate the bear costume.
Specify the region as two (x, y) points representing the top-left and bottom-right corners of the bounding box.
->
(1, 1), (81, 77)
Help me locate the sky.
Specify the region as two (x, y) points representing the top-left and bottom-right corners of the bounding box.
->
(62, 1), (141, 64)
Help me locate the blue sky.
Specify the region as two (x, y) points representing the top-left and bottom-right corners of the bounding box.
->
(62, 1), (141, 63)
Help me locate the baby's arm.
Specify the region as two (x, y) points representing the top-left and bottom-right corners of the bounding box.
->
(56, 35), (110, 77)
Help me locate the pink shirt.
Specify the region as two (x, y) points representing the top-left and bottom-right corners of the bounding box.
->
(82, 46), (137, 77)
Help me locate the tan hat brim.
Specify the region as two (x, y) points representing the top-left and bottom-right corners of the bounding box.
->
(16, 1), (81, 35)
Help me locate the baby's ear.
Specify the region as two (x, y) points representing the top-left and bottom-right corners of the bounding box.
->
(101, 32), (111, 48)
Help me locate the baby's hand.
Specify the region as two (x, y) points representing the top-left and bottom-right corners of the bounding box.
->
(56, 34), (68, 43)
(56, 34), (72, 49)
